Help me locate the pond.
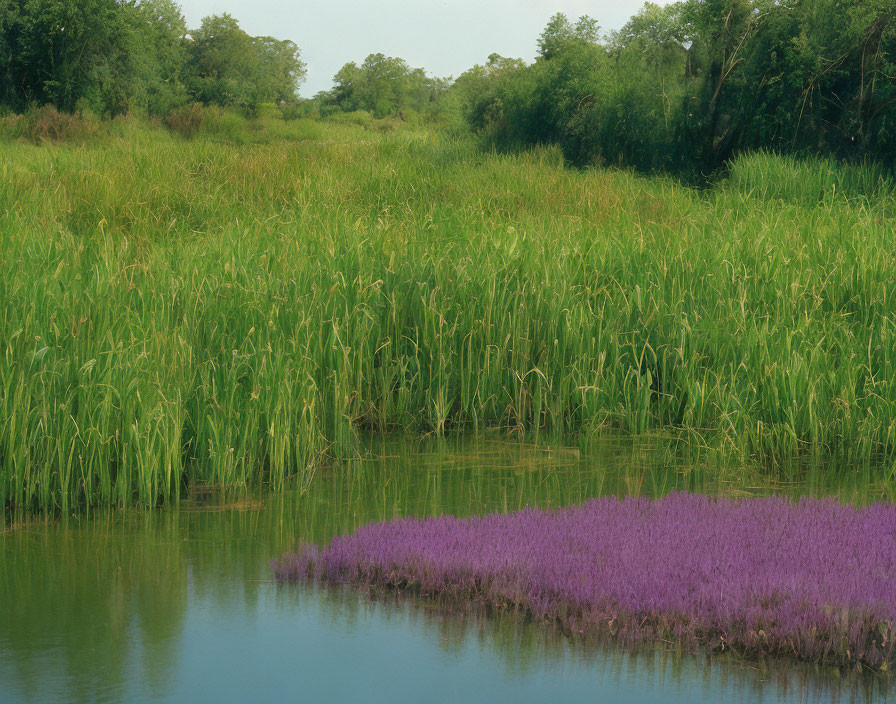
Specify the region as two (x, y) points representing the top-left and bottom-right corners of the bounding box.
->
(1, 436), (892, 703)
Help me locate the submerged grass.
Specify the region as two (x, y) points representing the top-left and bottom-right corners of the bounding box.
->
(273, 493), (896, 671)
(1, 116), (896, 512)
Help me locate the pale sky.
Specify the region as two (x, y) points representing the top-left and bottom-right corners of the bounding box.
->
(177, 1), (665, 96)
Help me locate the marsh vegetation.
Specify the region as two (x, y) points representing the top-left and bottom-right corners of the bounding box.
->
(1, 113), (896, 514)
(2, 0), (896, 513)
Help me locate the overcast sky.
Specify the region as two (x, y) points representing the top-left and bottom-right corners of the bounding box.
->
(177, 1), (665, 96)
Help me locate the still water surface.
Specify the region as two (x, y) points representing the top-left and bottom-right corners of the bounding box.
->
(1, 436), (892, 703)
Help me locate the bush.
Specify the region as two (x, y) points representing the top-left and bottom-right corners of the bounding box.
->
(199, 107), (250, 142)
(253, 103), (280, 120)
(22, 105), (97, 143)
(165, 103), (204, 137)
(165, 103), (322, 144)
(0, 114), (26, 141)
(326, 110), (374, 129)
(279, 101), (311, 121)
(251, 117), (324, 142)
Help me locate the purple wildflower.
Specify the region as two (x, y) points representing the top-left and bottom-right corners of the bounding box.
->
(273, 493), (896, 669)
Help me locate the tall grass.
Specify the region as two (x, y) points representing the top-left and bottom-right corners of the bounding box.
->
(727, 151), (896, 205)
(1, 118), (895, 513)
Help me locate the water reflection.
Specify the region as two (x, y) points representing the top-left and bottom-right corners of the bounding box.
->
(300, 585), (891, 704)
(0, 436), (892, 703)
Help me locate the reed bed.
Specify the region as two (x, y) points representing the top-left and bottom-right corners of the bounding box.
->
(2, 118), (896, 512)
(273, 493), (896, 670)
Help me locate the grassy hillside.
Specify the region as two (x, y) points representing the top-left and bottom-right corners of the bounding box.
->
(2, 117), (895, 512)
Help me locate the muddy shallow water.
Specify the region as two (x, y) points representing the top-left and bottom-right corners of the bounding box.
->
(1, 436), (892, 703)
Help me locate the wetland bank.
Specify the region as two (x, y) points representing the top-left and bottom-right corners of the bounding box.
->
(2, 0), (896, 701)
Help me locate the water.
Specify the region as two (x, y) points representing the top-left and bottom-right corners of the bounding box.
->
(0, 436), (892, 703)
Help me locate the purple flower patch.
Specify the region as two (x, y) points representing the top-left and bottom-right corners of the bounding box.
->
(273, 493), (896, 669)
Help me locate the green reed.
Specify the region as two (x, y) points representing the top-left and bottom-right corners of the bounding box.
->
(1, 116), (895, 512)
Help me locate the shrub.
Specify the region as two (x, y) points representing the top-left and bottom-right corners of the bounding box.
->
(165, 103), (204, 137)
(23, 105), (97, 143)
(279, 101), (310, 121)
(199, 107), (250, 142)
(372, 117), (399, 133)
(326, 110), (374, 129)
(252, 117), (324, 142)
(0, 114), (26, 141)
(253, 102), (280, 120)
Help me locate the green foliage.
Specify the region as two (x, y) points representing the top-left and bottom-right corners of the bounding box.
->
(184, 14), (305, 113)
(438, 53), (526, 133)
(123, 0), (189, 117)
(471, 1), (896, 173)
(538, 12), (601, 60)
(0, 3), (305, 117)
(318, 53), (445, 118)
(730, 0), (896, 160)
(0, 0), (130, 113)
(184, 14), (258, 108)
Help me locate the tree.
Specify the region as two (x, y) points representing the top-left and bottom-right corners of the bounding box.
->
(323, 53), (442, 117)
(0, 0), (129, 113)
(123, 0), (189, 116)
(253, 36), (306, 104)
(677, 0), (759, 165)
(185, 14), (261, 108)
(0, 2), (307, 117)
(184, 13), (305, 111)
(449, 54), (525, 108)
(537, 13), (601, 60)
(610, 3), (689, 72)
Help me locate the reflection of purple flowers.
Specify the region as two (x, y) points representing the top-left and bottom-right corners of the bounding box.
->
(273, 493), (896, 669)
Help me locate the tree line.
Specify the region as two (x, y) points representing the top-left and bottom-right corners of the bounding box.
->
(0, 1), (305, 116)
(2, 0), (894, 172)
(451, 1), (895, 174)
(313, 0), (895, 173)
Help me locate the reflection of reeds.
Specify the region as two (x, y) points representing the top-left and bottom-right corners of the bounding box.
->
(181, 498), (264, 512)
(0, 515), (56, 534)
(3, 123), (896, 512)
(274, 492), (896, 671)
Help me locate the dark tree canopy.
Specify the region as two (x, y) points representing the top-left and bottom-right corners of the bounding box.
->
(466, 0), (896, 172)
(0, 0), (128, 113)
